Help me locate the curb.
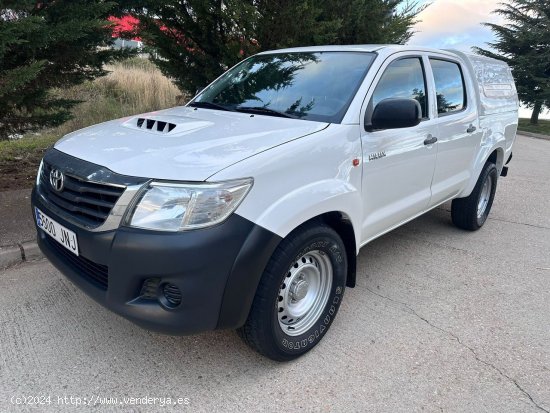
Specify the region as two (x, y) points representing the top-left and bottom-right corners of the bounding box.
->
(0, 241), (43, 269)
(518, 130), (550, 141)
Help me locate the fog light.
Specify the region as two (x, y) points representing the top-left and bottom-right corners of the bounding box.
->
(140, 278), (160, 299)
(160, 283), (182, 308)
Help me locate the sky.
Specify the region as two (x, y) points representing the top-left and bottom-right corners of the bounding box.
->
(408, 0), (503, 52)
(408, 0), (549, 119)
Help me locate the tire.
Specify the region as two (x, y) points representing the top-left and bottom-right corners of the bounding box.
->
(451, 162), (498, 231)
(237, 221), (347, 361)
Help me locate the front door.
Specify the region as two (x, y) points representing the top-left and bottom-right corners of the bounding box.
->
(360, 55), (438, 243)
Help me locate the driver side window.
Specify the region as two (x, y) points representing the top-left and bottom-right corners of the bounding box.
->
(366, 57), (428, 128)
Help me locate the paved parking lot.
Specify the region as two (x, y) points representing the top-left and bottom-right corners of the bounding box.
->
(0, 135), (549, 412)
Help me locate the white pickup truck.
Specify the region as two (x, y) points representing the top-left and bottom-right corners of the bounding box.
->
(32, 45), (518, 361)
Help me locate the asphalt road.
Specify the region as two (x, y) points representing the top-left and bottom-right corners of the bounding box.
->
(0, 135), (549, 412)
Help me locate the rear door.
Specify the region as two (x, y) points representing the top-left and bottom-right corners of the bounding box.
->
(426, 56), (483, 205)
(360, 54), (438, 243)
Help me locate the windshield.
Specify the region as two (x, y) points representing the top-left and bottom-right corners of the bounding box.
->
(191, 52), (376, 123)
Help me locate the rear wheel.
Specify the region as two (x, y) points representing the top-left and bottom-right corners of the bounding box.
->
(237, 222), (347, 361)
(451, 162), (498, 230)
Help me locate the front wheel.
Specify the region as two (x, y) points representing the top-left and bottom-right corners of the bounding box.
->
(237, 222), (347, 361)
(451, 161), (498, 230)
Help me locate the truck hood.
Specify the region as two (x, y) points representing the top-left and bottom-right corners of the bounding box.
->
(55, 107), (328, 181)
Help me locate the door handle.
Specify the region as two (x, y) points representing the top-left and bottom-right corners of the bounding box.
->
(467, 125), (477, 133)
(424, 135), (438, 145)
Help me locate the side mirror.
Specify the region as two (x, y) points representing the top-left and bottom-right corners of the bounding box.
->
(370, 98), (422, 130)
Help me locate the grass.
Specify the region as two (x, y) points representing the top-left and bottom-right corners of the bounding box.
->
(518, 118), (550, 136)
(1, 58), (186, 191)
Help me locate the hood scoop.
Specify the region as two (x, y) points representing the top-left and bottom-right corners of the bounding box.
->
(122, 114), (213, 135)
(136, 117), (177, 133)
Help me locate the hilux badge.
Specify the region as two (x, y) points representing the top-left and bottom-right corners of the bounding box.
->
(49, 169), (65, 192)
(368, 151), (386, 161)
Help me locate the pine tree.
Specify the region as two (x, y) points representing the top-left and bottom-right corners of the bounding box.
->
(124, 0), (424, 94)
(475, 0), (550, 124)
(0, 1), (129, 139)
(122, 0), (258, 94)
(254, 0), (341, 50)
(322, 0), (425, 45)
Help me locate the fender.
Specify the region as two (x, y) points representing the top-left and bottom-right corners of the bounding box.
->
(216, 180), (363, 329)
(458, 128), (505, 198)
(248, 179), (363, 253)
(209, 123), (364, 252)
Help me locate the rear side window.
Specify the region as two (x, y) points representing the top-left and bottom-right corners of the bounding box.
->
(371, 57), (428, 119)
(430, 59), (466, 114)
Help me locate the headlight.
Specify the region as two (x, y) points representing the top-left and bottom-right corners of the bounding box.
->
(126, 178), (253, 231)
(36, 160), (44, 186)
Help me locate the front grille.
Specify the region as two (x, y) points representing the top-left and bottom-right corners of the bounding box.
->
(45, 236), (109, 290)
(40, 161), (125, 228)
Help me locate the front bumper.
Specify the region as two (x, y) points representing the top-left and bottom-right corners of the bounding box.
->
(32, 187), (281, 335)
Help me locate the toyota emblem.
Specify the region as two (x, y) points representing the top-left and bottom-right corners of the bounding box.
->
(49, 169), (65, 192)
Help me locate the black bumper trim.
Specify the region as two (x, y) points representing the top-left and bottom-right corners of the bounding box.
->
(506, 152), (513, 165)
(33, 186), (282, 335)
(216, 223), (281, 329)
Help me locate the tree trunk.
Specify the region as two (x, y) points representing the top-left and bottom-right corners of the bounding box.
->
(530, 101), (542, 125)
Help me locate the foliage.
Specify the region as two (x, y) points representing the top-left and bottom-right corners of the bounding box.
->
(254, 0), (341, 50)
(0, 58), (182, 190)
(120, 0), (258, 93)
(0, 0), (130, 139)
(123, 0), (425, 93)
(322, 0), (423, 45)
(475, 0), (550, 124)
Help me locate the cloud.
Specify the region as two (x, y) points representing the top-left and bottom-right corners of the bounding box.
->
(408, 0), (550, 120)
(409, 0), (504, 51)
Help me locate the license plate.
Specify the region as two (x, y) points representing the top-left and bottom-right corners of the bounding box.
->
(35, 207), (79, 256)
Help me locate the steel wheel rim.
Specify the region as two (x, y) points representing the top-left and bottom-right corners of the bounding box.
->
(477, 175), (493, 218)
(277, 250), (333, 337)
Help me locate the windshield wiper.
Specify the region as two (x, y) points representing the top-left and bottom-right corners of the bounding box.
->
(188, 101), (232, 112)
(234, 106), (296, 119)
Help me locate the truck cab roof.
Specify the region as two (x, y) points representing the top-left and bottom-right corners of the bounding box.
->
(259, 44), (459, 58)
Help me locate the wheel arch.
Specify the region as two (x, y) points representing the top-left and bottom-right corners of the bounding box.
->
(459, 142), (505, 198)
(258, 209), (359, 290)
(487, 147), (504, 169)
(246, 180), (362, 289)
(217, 179), (363, 330)
(282, 211), (358, 289)
(216, 209), (359, 330)
(315, 212), (357, 288)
